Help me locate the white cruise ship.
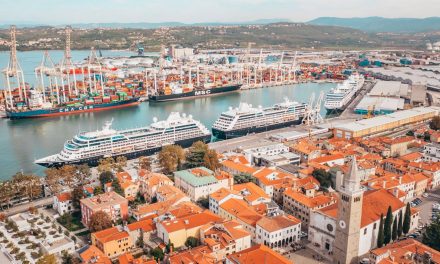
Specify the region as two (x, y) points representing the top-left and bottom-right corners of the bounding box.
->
(35, 112), (211, 167)
(324, 73), (365, 111)
(212, 98), (307, 139)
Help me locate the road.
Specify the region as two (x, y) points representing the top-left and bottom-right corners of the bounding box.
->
(339, 80), (375, 119)
(3, 197), (53, 217)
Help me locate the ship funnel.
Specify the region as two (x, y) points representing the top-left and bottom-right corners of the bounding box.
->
(153, 117), (158, 123)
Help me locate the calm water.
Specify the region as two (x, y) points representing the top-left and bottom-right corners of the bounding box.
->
(0, 51), (336, 179)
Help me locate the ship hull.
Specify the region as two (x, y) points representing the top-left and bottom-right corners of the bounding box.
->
(149, 84), (241, 102)
(6, 98), (141, 119)
(212, 119), (302, 140)
(36, 135), (211, 168)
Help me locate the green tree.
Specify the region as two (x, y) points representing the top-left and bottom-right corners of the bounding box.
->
(185, 236), (200, 248)
(312, 169), (333, 188)
(97, 157), (115, 173)
(392, 217), (398, 241)
(36, 254), (57, 264)
(397, 210), (403, 237)
(165, 242), (174, 253)
(186, 141), (209, 168)
(89, 211), (112, 233)
(158, 145), (185, 175)
(403, 203), (411, 235)
(430, 116), (440, 131)
(377, 214), (384, 248)
(150, 247), (164, 261)
(112, 178), (124, 196)
(93, 186), (104, 195)
(139, 156), (151, 171)
(61, 250), (74, 264)
(115, 156), (128, 172)
(422, 219), (440, 251)
(384, 206), (393, 245)
(99, 171), (114, 187)
(233, 173), (256, 184)
(136, 229), (144, 248)
(203, 149), (220, 171)
(71, 187), (85, 210)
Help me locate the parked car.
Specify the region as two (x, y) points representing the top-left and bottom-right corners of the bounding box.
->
(422, 193), (429, 198)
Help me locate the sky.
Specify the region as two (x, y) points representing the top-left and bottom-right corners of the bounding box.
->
(0, 0), (439, 24)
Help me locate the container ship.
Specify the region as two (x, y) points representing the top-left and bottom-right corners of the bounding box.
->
(35, 112), (211, 167)
(212, 98), (308, 140)
(324, 73), (364, 112)
(5, 91), (140, 119)
(149, 82), (242, 102)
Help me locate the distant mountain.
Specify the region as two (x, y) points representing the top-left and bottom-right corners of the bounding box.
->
(0, 19), (291, 29)
(308, 17), (440, 33)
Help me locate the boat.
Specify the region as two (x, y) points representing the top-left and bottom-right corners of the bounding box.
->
(324, 73), (364, 112)
(5, 91), (141, 119)
(212, 98), (307, 140)
(35, 112), (211, 167)
(149, 84), (242, 102)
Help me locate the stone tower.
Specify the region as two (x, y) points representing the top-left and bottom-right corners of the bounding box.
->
(333, 157), (364, 264)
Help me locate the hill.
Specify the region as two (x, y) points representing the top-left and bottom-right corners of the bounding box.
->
(308, 16), (440, 33)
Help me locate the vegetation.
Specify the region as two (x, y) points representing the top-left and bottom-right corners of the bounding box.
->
(312, 169), (333, 188)
(112, 178), (124, 196)
(185, 236), (200, 248)
(93, 186), (104, 195)
(384, 206), (393, 245)
(158, 145), (185, 174)
(139, 156), (152, 171)
(377, 214), (384, 248)
(136, 229), (144, 248)
(197, 197), (209, 209)
(233, 173), (256, 184)
(397, 210), (403, 238)
(89, 211), (112, 232)
(422, 218), (440, 251)
(430, 116), (440, 131)
(99, 171), (114, 187)
(204, 149), (220, 171)
(71, 186), (85, 210)
(392, 217), (398, 241)
(150, 247), (164, 261)
(36, 254), (57, 264)
(186, 141), (209, 168)
(0, 172), (43, 209)
(403, 203), (411, 235)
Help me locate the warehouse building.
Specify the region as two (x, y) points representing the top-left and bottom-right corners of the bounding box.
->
(355, 81), (407, 115)
(333, 106), (440, 139)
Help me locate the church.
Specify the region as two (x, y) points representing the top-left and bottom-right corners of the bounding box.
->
(308, 158), (420, 264)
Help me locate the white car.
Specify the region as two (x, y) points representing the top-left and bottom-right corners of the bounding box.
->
(422, 193), (429, 198)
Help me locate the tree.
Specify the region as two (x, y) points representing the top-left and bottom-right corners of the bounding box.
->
(89, 211), (112, 232)
(430, 116), (440, 131)
(233, 173), (256, 184)
(71, 187), (85, 210)
(384, 206), (393, 245)
(150, 247), (164, 261)
(139, 156), (151, 171)
(58, 165), (77, 188)
(112, 178), (124, 196)
(93, 186), (104, 195)
(312, 169), (333, 188)
(28, 206), (38, 215)
(403, 203), (411, 235)
(377, 214), (384, 248)
(97, 157), (115, 173)
(165, 242), (174, 254)
(185, 236), (200, 248)
(115, 156), (128, 172)
(12, 173), (42, 201)
(392, 217), (398, 241)
(61, 250), (74, 264)
(99, 171), (114, 187)
(158, 145), (185, 174)
(422, 219), (440, 251)
(397, 210), (403, 237)
(186, 141), (209, 168)
(44, 168), (62, 195)
(75, 164), (91, 185)
(136, 229), (144, 248)
(203, 149), (220, 171)
(37, 254), (57, 264)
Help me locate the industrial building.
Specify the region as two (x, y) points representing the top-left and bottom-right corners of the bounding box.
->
(333, 106), (440, 139)
(354, 81), (408, 115)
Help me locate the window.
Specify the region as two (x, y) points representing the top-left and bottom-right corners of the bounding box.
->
(364, 228), (367, 235)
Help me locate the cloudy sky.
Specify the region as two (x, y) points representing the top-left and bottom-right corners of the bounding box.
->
(1, 0), (439, 24)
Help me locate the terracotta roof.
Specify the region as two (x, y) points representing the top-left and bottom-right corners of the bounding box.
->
(371, 239), (440, 264)
(169, 245), (216, 264)
(221, 160), (257, 174)
(233, 182), (269, 203)
(209, 188), (241, 202)
(283, 189), (336, 209)
(399, 152), (423, 162)
(118, 253), (156, 264)
(220, 199), (263, 226)
(92, 227), (129, 244)
(227, 244), (292, 264)
(160, 210), (223, 233)
(56, 192), (71, 203)
(310, 153), (344, 164)
(257, 215), (301, 232)
(126, 218), (156, 233)
(81, 191), (127, 210)
(80, 245), (111, 264)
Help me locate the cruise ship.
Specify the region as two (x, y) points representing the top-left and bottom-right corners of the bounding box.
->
(212, 98), (307, 139)
(35, 112), (211, 167)
(324, 73), (365, 112)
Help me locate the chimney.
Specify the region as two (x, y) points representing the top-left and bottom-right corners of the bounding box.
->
(398, 176), (402, 184)
(382, 180), (387, 189)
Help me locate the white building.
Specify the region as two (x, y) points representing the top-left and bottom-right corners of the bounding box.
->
(40, 236), (75, 256)
(174, 167), (233, 201)
(209, 188), (243, 215)
(256, 215), (301, 249)
(241, 141), (289, 166)
(53, 192), (73, 216)
(423, 143), (440, 162)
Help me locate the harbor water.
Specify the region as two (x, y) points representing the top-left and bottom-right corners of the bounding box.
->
(0, 51), (336, 179)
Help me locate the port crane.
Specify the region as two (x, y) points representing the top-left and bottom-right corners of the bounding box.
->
(2, 25), (26, 109)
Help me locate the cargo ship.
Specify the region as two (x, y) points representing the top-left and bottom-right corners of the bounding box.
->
(212, 98), (307, 140)
(35, 112), (211, 167)
(5, 90), (140, 119)
(149, 83), (242, 102)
